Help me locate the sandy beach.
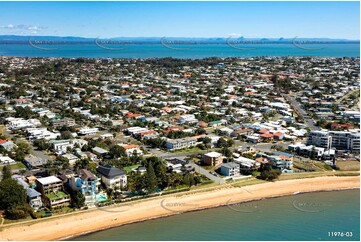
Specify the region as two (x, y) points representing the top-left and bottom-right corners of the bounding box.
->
(0, 176), (359, 241)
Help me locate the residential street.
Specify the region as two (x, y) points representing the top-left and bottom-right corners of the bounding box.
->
(283, 93), (319, 130)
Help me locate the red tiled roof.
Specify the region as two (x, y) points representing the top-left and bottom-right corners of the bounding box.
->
(259, 129), (269, 134)
(0, 139), (8, 144)
(122, 144), (140, 149)
(260, 133), (273, 138)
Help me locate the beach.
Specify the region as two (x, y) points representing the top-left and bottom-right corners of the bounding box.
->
(0, 176), (359, 241)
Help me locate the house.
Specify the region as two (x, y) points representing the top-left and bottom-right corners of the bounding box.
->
(36, 176), (70, 208)
(50, 140), (74, 155)
(121, 144), (143, 156)
(246, 135), (260, 143)
(217, 127), (233, 136)
(125, 126), (148, 135)
(85, 152), (98, 161)
(166, 137), (197, 151)
(100, 133), (114, 140)
(13, 175), (43, 211)
(260, 133), (274, 141)
(177, 114), (198, 124)
(137, 130), (158, 140)
(271, 151), (294, 169)
(92, 147), (109, 156)
(26, 128), (61, 140)
(24, 156), (47, 169)
(209, 119), (227, 128)
(69, 169), (99, 205)
(73, 148), (87, 159)
(78, 128), (99, 136)
(61, 153), (79, 166)
(203, 151), (223, 166)
(220, 162), (240, 176)
(0, 154), (16, 165)
(234, 156), (259, 170)
(96, 165), (127, 191)
(0, 140), (14, 151)
(273, 132), (284, 140)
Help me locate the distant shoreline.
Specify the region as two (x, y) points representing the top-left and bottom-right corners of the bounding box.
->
(0, 176), (359, 241)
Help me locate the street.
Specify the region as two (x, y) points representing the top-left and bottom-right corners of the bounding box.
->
(283, 93), (319, 130)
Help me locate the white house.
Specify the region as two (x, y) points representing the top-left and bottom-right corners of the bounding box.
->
(96, 165), (127, 191)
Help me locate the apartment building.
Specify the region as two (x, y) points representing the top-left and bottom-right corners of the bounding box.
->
(166, 137), (197, 151)
(36, 176), (70, 208)
(203, 151), (223, 166)
(307, 130), (360, 152)
(52, 118), (76, 128)
(220, 162), (240, 176)
(306, 131), (332, 149)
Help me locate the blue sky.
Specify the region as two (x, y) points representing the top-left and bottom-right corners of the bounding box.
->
(0, 1), (359, 39)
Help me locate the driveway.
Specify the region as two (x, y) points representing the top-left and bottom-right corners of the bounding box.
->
(189, 162), (225, 184)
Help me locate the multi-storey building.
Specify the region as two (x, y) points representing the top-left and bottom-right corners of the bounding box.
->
(70, 169), (99, 205)
(306, 131), (332, 149)
(166, 137), (197, 151)
(36, 176), (70, 208)
(52, 118), (76, 128)
(307, 130), (360, 153)
(96, 165), (127, 191)
(220, 162), (240, 176)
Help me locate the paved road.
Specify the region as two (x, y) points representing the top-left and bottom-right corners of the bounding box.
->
(283, 94), (319, 130)
(2, 127), (52, 161)
(189, 162), (225, 184)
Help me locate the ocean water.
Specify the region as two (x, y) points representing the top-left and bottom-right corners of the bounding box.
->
(71, 189), (360, 241)
(0, 43), (359, 58)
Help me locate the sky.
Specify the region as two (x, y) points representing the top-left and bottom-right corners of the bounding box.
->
(0, 1), (359, 39)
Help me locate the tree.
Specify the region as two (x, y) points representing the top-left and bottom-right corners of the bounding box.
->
(182, 173), (195, 188)
(2, 165), (12, 180)
(0, 178), (28, 211)
(144, 165), (158, 193)
(69, 190), (85, 208)
(258, 163), (281, 181)
(109, 145), (126, 158)
(203, 137), (212, 149)
(61, 131), (73, 140)
(259, 169), (281, 181)
(16, 142), (30, 154)
(5, 204), (32, 220)
(34, 139), (51, 150)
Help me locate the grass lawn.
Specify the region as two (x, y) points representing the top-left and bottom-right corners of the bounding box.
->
(123, 164), (141, 173)
(46, 191), (68, 200)
(336, 160), (360, 171)
(0, 162), (26, 170)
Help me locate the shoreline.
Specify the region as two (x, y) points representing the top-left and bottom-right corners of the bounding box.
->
(66, 187), (360, 241)
(0, 176), (359, 241)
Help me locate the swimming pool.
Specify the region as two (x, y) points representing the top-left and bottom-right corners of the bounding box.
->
(96, 194), (107, 202)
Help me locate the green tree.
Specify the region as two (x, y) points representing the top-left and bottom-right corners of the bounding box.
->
(34, 139), (51, 150)
(69, 190), (85, 208)
(259, 169), (281, 181)
(182, 173), (195, 188)
(2, 165), (12, 180)
(0, 178), (28, 211)
(144, 165), (158, 193)
(109, 145), (126, 158)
